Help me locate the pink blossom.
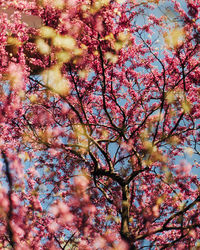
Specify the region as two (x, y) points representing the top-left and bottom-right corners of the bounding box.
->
(176, 160), (192, 176)
(74, 175), (89, 191)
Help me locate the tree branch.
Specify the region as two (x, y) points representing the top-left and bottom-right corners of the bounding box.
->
(2, 151), (15, 249)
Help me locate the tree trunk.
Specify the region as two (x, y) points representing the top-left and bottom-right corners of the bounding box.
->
(120, 185), (136, 249)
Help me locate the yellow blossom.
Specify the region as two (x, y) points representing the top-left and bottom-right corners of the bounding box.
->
(36, 38), (50, 54)
(182, 100), (191, 114)
(42, 66), (70, 96)
(164, 27), (185, 48)
(53, 35), (76, 50)
(40, 26), (56, 39)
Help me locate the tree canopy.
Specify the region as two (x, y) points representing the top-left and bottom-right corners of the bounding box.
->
(0, 0), (200, 249)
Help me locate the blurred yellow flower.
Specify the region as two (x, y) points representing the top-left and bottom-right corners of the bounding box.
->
(36, 38), (50, 54)
(164, 27), (185, 48)
(42, 66), (69, 96)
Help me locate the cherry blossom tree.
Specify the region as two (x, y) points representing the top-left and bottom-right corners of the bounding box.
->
(0, 0), (200, 249)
